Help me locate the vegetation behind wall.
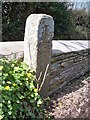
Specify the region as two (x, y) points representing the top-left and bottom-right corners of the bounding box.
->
(2, 2), (90, 41)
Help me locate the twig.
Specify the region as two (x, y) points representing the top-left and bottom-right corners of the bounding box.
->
(39, 64), (49, 92)
(37, 72), (42, 91)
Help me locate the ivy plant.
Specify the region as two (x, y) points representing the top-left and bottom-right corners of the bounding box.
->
(0, 58), (48, 120)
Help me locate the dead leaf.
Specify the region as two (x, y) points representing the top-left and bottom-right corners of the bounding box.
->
(59, 101), (63, 108)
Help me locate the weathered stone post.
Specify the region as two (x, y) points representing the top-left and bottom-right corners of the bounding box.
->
(24, 14), (54, 97)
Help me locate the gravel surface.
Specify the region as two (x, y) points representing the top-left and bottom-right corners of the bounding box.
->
(48, 72), (90, 119)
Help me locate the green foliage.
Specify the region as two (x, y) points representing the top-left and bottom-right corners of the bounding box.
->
(2, 2), (89, 41)
(72, 8), (89, 39)
(0, 58), (48, 119)
(2, 2), (74, 41)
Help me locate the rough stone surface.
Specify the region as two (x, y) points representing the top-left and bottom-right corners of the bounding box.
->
(24, 14), (54, 97)
(50, 49), (90, 95)
(52, 40), (89, 55)
(0, 42), (24, 60)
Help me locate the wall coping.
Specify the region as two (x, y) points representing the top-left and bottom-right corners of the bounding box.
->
(0, 41), (24, 55)
(0, 40), (89, 56)
(52, 40), (89, 55)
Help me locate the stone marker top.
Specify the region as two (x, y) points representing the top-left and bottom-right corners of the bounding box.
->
(27, 14), (53, 20)
(24, 14), (54, 44)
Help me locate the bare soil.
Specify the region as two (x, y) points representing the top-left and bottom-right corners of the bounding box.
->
(48, 72), (90, 119)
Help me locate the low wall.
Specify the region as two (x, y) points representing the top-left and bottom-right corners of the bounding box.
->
(50, 49), (90, 94)
(49, 40), (90, 94)
(0, 40), (90, 96)
(0, 42), (24, 60)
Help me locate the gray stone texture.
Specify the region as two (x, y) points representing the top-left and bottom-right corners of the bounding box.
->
(24, 14), (54, 97)
(0, 42), (24, 60)
(49, 49), (90, 95)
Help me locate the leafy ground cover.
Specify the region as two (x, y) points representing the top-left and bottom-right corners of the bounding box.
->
(0, 58), (50, 120)
(0, 57), (89, 119)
